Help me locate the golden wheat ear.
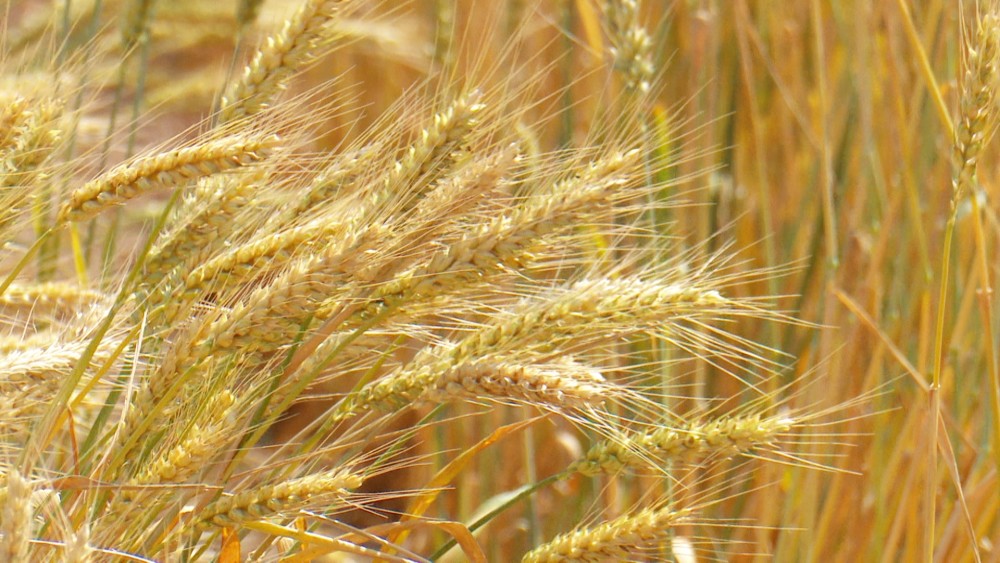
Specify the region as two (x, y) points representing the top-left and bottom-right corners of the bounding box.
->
(58, 133), (279, 224)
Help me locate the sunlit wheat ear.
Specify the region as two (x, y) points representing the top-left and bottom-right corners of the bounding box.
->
(0, 282), (106, 311)
(113, 392), (236, 507)
(329, 275), (745, 423)
(219, 0), (359, 123)
(604, 0), (654, 95)
(0, 469), (32, 561)
(570, 413), (795, 476)
(0, 94), (64, 237)
(188, 468), (364, 531)
(0, 339), (120, 440)
(182, 201), (365, 295)
(953, 12), (1000, 206)
(521, 504), (694, 563)
(355, 149), (641, 316)
(421, 358), (620, 410)
(57, 133), (279, 224)
(381, 89), (485, 202)
(0, 96), (63, 177)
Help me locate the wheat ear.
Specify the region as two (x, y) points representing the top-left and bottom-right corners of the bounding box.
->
(183, 207), (362, 293)
(571, 413), (795, 475)
(953, 13), (1000, 207)
(604, 0), (654, 94)
(521, 505), (692, 563)
(219, 0), (349, 122)
(0, 282), (106, 311)
(58, 134), (278, 223)
(133, 392), (236, 486)
(335, 277), (734, 421)
(382, 90), (485, 202)
(0, 469), (32, 562)
(422, 358), (613, 410)
(110, 392), (237, 519)
(362, 150), (638, 315)
(194, 469), (363, 529)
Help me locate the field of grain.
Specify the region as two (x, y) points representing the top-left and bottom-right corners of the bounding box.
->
(0, 1), (996, 561)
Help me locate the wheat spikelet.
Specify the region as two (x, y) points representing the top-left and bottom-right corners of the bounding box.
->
(194, 469), (363, 529)
(571, 413), (795, 475)
(521, 505), (692, 563)
(58, 133), (278, 223)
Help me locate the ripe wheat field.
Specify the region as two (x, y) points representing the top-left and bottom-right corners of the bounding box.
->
(0, 0), (997, 561)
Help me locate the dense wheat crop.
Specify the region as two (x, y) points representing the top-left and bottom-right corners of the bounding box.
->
(1, 0), (998, 561)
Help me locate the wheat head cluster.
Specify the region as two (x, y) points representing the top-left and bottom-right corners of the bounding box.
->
(1, 0), (999, 561)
